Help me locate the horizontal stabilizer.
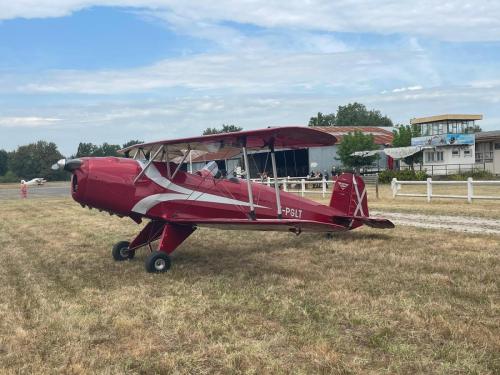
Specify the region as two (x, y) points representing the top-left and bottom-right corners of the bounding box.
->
(333, 215), (395, 229)
(358, 217), (395, 229)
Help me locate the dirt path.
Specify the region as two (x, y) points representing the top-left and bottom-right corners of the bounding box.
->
(373, 210), (500, 235)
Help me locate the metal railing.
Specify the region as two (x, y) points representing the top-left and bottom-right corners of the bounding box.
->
(391, 177), (500, 203)
(475, 152), (494, 163)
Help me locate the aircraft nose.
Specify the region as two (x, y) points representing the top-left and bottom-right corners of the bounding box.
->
(51, 158), (83, 172)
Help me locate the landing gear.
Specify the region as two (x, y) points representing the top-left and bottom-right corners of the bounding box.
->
(145, 251), (171, 273)
(112, 241), (135, 261)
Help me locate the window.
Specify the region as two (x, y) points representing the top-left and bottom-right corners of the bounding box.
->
(425, 151), (435, 163)
(452, 148), (460, 157)
(464, 148), (471, 157)
(436, 151), (444, 161)
(495, 143), (500, 150)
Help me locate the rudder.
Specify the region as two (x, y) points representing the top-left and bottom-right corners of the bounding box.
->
(329, 173), (369, 217)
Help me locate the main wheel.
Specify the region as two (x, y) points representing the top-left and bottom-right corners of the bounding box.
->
(112, 241), (135, 261)
(145, 251), (171, 273)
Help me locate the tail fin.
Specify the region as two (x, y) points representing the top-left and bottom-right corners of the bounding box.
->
(329, 173), (368, 217)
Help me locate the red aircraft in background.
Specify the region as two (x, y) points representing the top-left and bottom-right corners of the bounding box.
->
(52, 127), (394, 273)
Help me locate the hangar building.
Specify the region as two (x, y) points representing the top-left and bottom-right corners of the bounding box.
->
(190, 126), (394, 178)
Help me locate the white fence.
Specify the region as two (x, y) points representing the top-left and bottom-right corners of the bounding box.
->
(391, 177), (500, 203)
(251, 177), (332, 197)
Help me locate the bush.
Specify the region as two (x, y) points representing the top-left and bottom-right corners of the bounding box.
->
(446, 170), (495, 181)
(0, 171), (20, 183)
(378, 169), (428, 183)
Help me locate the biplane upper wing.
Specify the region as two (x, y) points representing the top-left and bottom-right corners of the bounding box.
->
(118, 126), (337, 161)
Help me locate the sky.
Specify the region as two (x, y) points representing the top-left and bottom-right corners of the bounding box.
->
(1, 1), (500, 156)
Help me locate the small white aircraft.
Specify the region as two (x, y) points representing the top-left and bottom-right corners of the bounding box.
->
(21, 178), (47, 186)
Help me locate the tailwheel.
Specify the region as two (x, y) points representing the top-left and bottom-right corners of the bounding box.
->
(112, 241), (135, 261)
(145, 251), (171, 273)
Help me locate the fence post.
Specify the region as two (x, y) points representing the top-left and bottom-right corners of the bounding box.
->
(375, 176), (379, 199)
(301, 179), (305, 197)
(322, 178), (326, 198)
(283, 177), (288, 192)
(426, 177), (432, 203)
(467, 177), (473, 203)
(391, 178), (398, 198)
(267, 177), (271, 187)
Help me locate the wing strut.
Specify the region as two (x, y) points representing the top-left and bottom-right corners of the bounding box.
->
(134, 145), (164, 183)
(171, 146), (191, 180)
(270, 144), (283, 219)
(242, 145), (256, 220)
(165, 146), (172, 178)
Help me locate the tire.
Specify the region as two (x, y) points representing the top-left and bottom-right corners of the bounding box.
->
(145, 251), (171, 273)
(112, 241), (135, 261)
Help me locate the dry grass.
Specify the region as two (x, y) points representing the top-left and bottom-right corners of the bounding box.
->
(300, 183), (500, 220)
(0, 181), (69, 190)
(0, 197), (499, 374)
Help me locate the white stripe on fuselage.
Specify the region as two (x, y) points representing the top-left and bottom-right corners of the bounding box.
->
(131, 161), (268, 215)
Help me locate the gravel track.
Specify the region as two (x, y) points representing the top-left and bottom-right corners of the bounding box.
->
(373, 211), (500, 235)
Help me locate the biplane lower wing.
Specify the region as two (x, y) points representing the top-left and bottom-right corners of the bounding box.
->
(168, 218), (349, 233)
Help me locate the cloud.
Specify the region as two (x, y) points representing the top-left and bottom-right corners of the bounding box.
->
(391, 85), (423, 93)
(0, 116), (63, 128)
(9, 50), (439, 95)
(1, 1), (500, 42)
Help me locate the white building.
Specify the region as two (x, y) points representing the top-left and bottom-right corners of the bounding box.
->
(475, 130), (500, 175)
(410, 114), (480, 175)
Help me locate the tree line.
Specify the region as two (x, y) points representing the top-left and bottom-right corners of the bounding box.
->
(0, 140), (143, 183)
(4, 102), (480, 181)
(308, 102), (393, 127)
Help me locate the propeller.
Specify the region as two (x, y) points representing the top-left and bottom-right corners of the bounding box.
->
(51, 158), (83, 172)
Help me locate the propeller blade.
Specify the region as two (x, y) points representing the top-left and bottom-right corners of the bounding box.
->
(51, 158), (82, 172)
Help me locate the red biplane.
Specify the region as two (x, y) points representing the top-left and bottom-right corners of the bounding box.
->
(53, 127), (394, 273)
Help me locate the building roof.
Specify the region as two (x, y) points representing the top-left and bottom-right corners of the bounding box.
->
(475, 130), (500, 141)
(312, 126), (394, 145)
(410, 114), (482, 125)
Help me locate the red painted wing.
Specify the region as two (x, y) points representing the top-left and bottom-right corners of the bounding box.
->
(119, 126), (337, 160)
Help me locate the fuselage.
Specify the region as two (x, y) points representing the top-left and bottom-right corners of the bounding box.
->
(70, 156), (342, 226)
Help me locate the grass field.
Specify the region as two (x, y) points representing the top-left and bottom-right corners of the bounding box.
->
(0, 197), (499, 374)
(298, 183), (500, 220)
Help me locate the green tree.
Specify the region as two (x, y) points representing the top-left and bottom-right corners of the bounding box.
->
(96, 142), (121, 157)
(392, 125), (413, 148)
(308, 112), (335, 127)
(9, 141), (66, 180)
(391, 124), (423, 168)
(337, 131), (379, 170)
(335, 102), (393, 127)
(76, 142), (98, 157)
(0, 149), (8, 176)
(203, 124), (242, 135)
(75, 142), (121, 157)
(122, 140), (143, 149)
